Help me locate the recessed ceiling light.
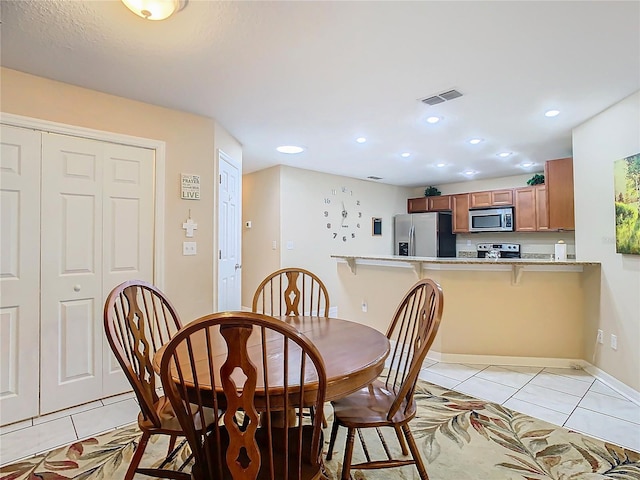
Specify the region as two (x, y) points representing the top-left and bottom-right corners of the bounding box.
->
(463, 169), (477, 176)
(497, 152), (512, 158)
(356, 137), (367, 144)
(436, 162), (446, 168)
(521, 162), (535, 168)
(426, 116), (441, 124)
(469, 138), (483, 145)
(276, 145), (304, 154)
(401, 152), (411, 158)
(545, 109), (560, 117)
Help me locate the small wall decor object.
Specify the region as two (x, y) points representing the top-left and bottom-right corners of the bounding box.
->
(614, 153), (640, 255)
(526, 173), (545, 185)
(182, 212), (198, 237)
(181, 173), (201, 200)
(424, 186), (441, 196)
(372, 217), (382, 236)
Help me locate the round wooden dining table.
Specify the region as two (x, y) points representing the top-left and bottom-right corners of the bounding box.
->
(153, 315), (390, 403)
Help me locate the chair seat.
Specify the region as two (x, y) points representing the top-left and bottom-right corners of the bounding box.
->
(193, 425), (324, 480)
(139, 396), (216, 434)
(331, 379), (416, 427)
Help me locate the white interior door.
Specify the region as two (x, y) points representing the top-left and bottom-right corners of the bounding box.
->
(217, 150), (241, 311)
(40, 133), (104, 414)
(0, 125), (41, 425)
(102, 142), (155, 396)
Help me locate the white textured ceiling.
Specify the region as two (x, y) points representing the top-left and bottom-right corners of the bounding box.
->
(1, 1), (639, 187)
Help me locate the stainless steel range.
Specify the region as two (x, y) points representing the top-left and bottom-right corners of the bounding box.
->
(476, 243), (521, 258)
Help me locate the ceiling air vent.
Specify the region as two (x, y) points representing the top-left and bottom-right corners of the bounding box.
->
(367, 176), (383, 180)
(420, 88), (463, 105)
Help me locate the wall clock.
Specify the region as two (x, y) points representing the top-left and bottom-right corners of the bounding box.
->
(323, 186), (362, 241)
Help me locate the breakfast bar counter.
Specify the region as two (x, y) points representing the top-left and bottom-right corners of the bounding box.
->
(331, 254), (601, 365)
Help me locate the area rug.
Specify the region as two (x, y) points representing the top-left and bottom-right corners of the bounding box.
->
(2, 380), (639, 479)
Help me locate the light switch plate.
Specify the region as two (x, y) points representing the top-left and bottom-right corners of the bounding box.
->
(183, 241), (197, 255)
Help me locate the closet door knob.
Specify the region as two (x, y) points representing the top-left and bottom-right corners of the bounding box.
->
(73, 285), (81, 292)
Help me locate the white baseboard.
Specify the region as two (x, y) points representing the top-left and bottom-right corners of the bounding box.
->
(426, 351), (640, 407)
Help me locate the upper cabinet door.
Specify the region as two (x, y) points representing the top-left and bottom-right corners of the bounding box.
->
(470, 189), (514, 208)
(407, 197), (428, 213)
(428, 195), (452, 211)
(545, 158), (574, 231)
(0, 125), (41, 426)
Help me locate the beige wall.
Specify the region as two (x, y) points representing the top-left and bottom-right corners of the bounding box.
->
(1, 67), (242, 322)
(241, 165), (412, 311)
(573, 91), (640, 391)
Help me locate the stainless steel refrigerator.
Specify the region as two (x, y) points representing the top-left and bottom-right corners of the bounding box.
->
(394, 212), (456, 257)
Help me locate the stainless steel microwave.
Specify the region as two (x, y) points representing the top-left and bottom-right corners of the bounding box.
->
(469, 207), (514, 232)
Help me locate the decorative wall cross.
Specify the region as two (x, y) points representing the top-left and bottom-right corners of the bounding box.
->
(182, 217), (198, 237)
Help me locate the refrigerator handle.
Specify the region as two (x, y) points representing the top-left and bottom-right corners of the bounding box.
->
(409, 224), (415, 256)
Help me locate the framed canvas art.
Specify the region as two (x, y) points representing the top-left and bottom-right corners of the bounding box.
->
(613, 153), (640, 255)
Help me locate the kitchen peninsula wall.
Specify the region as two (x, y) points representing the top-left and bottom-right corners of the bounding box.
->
(411, 173), (576, 259)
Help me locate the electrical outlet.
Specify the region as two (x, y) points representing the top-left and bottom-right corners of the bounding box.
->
(596, 329), (603, 344)
(361, 301), (368, 313)
(610, 334), (618, 350)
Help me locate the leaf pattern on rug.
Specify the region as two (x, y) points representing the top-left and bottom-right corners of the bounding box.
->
(2, 380), (639, 480)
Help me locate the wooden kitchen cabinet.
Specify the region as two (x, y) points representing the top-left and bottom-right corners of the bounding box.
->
(515, 185), (548, 232)
(428, 195), (452, 211)
(452, 194), (470, 232)
(407, 197), (428, 213)
(470, 189), (513, 208)
(545, 157), (574, 230)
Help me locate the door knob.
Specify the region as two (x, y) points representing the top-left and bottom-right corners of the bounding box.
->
(235, 264), (242, 270)
(73, 284), (81, 292)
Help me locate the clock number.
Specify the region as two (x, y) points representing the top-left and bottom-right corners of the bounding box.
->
(331, 189), (337, 195)
(357, 223), (360, 228)
(324, 211), (328, 217)
(342, 236), (347, 242)
(351, 233), (355, 238)
(358, 212), (362, 218)
(356, 200), (360, 206)
(333, 233), (337, 239)
(324, 198), (331, 204)
(327, 223), (331, 229)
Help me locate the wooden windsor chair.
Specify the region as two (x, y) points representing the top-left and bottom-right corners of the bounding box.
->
(160, 311), (328, 480)
(252, 268), (330, 317)
(104, 280), (213, 480)
(326, 278), (444, 480)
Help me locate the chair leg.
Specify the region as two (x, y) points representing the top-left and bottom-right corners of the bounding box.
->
(340, 427), (356, 480)
(394, 425), (409, 456)
(402, 424), (429, 480)
(326, 418), (340, 461)
(125, 430), (150, 480)
(167, 434), (178, 456)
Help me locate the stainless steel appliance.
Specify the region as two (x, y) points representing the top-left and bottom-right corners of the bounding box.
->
(394, 212), (456, 257)
(476, 243), (521, 258)
(469, 207), (514, 233)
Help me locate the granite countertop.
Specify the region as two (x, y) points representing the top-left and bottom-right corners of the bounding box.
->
(331, 254), (600, 266)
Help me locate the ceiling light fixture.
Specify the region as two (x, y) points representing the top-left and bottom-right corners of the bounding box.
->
(545, 109), (560, 117)
(436, 162), (446, 168)
(356, 137), (367, 144)
(426, 116), (441, 124)
(497, 152), (512, 158)
(121, 0), (185, 20)
(469, 138), (483, 145)
(276, 145), (304, 154)
(401, 152), (411, 158)
(521, 162), (535, 168)
(463, 169), (477, 176)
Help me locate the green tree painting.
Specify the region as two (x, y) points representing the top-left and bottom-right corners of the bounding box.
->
(613, 153), (640, 255)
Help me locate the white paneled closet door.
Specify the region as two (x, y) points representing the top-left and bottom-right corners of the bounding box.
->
(0, 125), (41, 426)
(40, 133), (154, 414)
(101, 142), (154, 396)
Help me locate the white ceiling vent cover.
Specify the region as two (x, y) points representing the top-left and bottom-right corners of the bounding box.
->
(420, 89), (463, 106)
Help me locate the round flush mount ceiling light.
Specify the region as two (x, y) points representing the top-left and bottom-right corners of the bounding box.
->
(545, 109), (560, 117)
(356, 137), (367, 144)
(401, 152), (411, 158)
(426, 116), (441, 124)
(436, 162), (446, 168)
(121, 0), (185, 20)
(497, 151), (512, 158)
(469, 138), (483, 145)
(276, 145), (304, 154)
